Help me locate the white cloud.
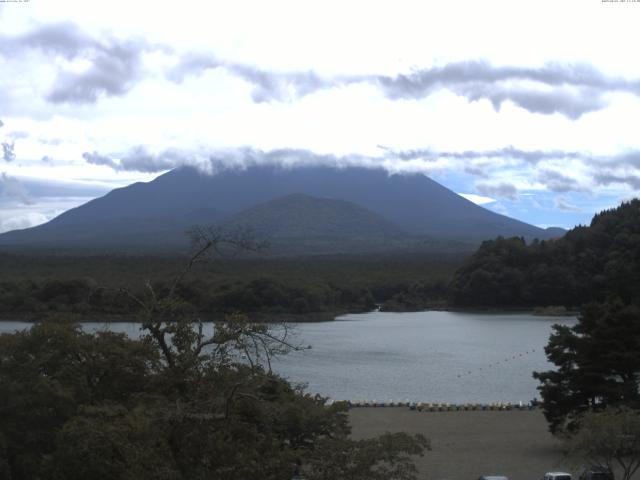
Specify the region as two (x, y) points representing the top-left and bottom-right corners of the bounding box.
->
(0, 196), (93, 233)
(0, 0), (638, 231)
(458, 193), (496, 205)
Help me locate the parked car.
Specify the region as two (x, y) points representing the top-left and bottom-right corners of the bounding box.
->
(544, 472), (572, 480)
(579, 466), (613, 480)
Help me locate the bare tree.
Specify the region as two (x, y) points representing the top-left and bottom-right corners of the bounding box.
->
(118, 224), (304, 373)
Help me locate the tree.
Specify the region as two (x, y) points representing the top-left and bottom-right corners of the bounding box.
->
(0, 226), (428, 479)
(533, 301), (640, 434)
(565, 406), (640, 480)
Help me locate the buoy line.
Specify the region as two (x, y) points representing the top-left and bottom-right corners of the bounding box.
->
(454, 348), (538, 379)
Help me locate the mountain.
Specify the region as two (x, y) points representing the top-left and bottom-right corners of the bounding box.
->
(0, 165), (563, 253)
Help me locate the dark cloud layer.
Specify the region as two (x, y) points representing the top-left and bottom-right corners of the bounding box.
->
(169, 53), (344, 103)
(4, 22), (640, 117)
(82, 146), (371, 174)
(385, 145), (587, 164)
(81, 145), (640, 198)
(536, 169), (584, 193)
(0, 22), (155, 104)
(593, 173), (640, 190)
(170, 57), (640, 118)
(476, 182), (519, 201)
(82, 151), (118, 169)
(376, 62), (639, 119)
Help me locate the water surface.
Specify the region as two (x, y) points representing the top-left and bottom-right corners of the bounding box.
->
(1, 310), (575, 403)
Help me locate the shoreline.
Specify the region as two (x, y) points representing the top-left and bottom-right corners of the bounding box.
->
(0, 310), (350, 324)
(0, 306), (578, 323)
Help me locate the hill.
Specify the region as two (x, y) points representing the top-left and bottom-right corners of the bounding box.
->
(222, 193), (410, 254)
(448, 199), (640, 308)
(0, 165), (563, 254)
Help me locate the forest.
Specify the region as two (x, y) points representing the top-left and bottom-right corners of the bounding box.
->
(449, 200), (640, 309)
(0, 251), (458, 321)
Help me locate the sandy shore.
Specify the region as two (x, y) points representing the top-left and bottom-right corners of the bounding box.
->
(349, 408), (577, 480)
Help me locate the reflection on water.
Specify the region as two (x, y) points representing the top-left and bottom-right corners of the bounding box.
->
(0, 310), (575, 403)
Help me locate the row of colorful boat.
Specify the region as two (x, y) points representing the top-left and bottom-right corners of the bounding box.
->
(345, 400), (538, 410)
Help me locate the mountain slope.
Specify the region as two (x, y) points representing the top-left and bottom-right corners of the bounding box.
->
(221, 193), (410, 254)
(0, 165), (563, 252)
(224, 193), (405, 238)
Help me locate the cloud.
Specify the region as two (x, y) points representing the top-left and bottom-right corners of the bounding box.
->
(464, 166), (488, 178)
(169, 56), (640, 118)
(0, 172), (33, 205)
(46, 40), (147, 104)
(0, 22), (157, 104)
(5, 22), (640, 117)
(458, 193), (496, 205)
(82, 146), (374, 174)
(1, 21), (100, 58)
(376, 61), (635, 119)
(476, 182), (519, 201)
(0, 119), (3, 128)
(593, 173), (640, 190)
(554, 196), (582, 212)
(385, 145), (586, 164)
(169, 52), (344, 103)
(1, 142), (15, 162)
(82, 151), (119, 169)
(6, 131), (29, 140)
(85, 147), (198, 172)
(536, 169), (585, 193)
(81, 142), (640, 201)
(600, 151), (640, 169)
(167, 52), (223, 83)
(0, 212), (50, 233)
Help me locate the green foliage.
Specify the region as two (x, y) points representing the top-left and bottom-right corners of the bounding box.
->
(0, 322), (158, 479)
(449, 199), (640, 308)
(0, 318), (427, 480)
(533, 301), (640, 434)
(565, 406), (640, 480)
(304, 432), (429, 480)
(0, 252), (460, 319)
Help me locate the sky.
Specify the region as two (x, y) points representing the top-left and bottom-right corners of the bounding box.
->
(1, 0), (639, 233)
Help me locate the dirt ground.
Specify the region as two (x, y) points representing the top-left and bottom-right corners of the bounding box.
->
(349, 408), (578, 480)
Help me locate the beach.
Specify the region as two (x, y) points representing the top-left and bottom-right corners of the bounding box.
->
(349, 408), (576, 480)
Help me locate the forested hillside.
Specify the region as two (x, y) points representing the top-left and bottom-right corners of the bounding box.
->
(449, 200), (640, 308)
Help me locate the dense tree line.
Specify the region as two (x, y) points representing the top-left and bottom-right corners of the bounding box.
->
(0, 253), (458, 320)
(449, 200), (640, 308)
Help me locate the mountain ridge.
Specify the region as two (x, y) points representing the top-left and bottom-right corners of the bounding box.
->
(0, 165), (564, 254)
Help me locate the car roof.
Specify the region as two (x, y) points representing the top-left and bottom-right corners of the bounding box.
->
(546, 473), (572, 477)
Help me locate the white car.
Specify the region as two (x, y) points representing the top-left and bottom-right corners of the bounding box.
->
(544, 472), (572, 480)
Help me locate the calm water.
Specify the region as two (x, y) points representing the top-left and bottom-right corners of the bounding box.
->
(0, 311), (575, 403)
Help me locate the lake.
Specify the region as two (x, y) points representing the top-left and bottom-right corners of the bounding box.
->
(0, 310), (575, 404)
